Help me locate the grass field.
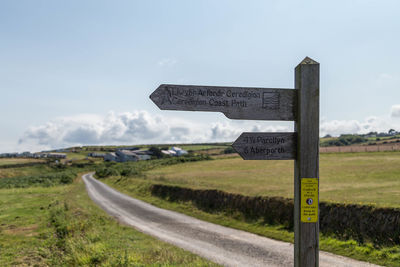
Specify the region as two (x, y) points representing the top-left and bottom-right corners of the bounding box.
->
(0, 158), (44, 166)
(103, 176), (400, 266)
(0, 165), (55, 179)
(0, 172), (218, 266)
(97, 151), (400, 265)
(65, 151), (90, 160)
(2, 149), (400, 266)
(146, 151), (400, 207)
(180, 145), (229, 151)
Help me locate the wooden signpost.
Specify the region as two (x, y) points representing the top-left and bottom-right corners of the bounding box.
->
(150, 57), (320, 267)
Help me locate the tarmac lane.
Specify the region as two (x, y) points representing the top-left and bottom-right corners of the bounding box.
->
(82, 173), (380, 267)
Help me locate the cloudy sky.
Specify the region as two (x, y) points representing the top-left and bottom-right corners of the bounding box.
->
(1, 0), (400, 152)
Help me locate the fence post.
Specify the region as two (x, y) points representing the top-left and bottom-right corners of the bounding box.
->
(294, 58), (320, 267)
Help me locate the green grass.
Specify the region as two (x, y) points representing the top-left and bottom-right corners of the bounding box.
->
(179, 145), (229, 151)
(0, 164), (55, 179)
(145, 151), (400, 208)
(65, 151), (90, 160)
(0, 169), (77, 189)
(0, 175), (219, 266)
(0, 158), (45, 166)
(3, 150), (400, 266)
(102, 177), (400, 266)
(0, 186), (67, 266)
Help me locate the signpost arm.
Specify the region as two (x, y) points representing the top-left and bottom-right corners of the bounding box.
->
(294, 57), (320, 267)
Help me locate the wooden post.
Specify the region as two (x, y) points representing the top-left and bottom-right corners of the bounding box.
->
(294, 57), (320, 267)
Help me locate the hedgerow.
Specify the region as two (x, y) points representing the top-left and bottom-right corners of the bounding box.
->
(0, 170), (77, 188)
(95, 154), (212, 179)
(151, 184), (400, 246)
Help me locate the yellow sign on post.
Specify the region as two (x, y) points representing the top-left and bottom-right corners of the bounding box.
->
(301, 178), (318, 223)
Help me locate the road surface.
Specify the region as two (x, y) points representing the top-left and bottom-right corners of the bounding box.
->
(82, 173), (380, 267)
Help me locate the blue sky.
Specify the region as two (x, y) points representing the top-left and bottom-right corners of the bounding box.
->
(1, 0), (400, 152)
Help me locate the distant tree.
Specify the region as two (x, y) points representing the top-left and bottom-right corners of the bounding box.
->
(323, 134), (332, 138)
(337, 134), (367, 146)
(149, 146), (163, 159)
(223, 147), (236, 154)
(389, 129), (396, 135)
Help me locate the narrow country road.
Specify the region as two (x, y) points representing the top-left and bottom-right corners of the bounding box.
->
(82, 173), (380, 267)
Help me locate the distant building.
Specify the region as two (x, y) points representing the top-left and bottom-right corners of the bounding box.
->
(161, 147), (188, 157)
(170, 147), (188, 156)
(103, 150), (153, 162)
(161, 150), (175, 156)
(104, 152), (118, 162)
(46, 153), (67, 159)
(20, 151), (33, 157)
(0, 152), (24, 158)
(134, 150), (153, 160)
(116, 150), (139, 162)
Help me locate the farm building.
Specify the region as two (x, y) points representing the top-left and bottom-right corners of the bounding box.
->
(0, 153), (17, 158)
(116, 150), (139, 162)
(103, 150), (152, 162)
(161, 147), (188, 157)
(171, 147), (188, 156)
(46, 153), (67, 159)
(104, 152), (118, 162)
(20, 151), (33, 157)
(133, 150), (152, 160)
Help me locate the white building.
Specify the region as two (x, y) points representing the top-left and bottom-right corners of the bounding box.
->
(161, 147), (188, 157)
(170, 147), (188, 156)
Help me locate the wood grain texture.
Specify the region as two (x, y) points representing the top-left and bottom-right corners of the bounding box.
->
(150, 84), (297, 121)
(232, 132), (297, 160)
(294, 57), (320, 267)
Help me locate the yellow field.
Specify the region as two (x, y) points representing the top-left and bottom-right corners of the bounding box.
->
(146, 151), (400, 207)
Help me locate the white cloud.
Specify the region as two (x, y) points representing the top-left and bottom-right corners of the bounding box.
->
(19, 110), (289, 152)
(391, 105), (400, 118)
(320, 113), (400, 137)
(15, 105), (400, 152)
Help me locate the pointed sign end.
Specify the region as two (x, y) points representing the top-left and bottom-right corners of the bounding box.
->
(149, 84), (168, 109)
(232, 132), (247, 155)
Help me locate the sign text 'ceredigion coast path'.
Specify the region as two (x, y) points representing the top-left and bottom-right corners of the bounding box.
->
(150, 57), (320, 267)
(150, 84), (297, 121)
